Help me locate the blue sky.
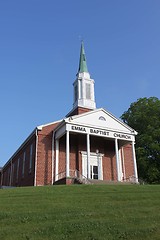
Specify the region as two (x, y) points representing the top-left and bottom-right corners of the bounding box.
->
(0, 0), (160, 166)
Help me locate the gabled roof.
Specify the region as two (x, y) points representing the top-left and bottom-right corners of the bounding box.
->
(37, 119), (62, 129)
(65, 108), (137, 135)
(2, 120), (62, 169)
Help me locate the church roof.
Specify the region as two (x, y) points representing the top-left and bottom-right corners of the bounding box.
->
(78, 41), (88, 73)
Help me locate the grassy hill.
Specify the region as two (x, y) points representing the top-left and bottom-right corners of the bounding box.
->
(0, 184), (160, 240)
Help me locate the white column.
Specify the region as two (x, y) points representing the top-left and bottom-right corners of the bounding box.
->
(34, 129), (38, 186)
(118, 148), (123, 181)
(115, 138), (120, 181)
(51, 132), (55, 184)
(121, 147), (126, 181)
(132, 141), (138, 183)
(98, 155), (103, 180)
(66, 130), (70, 177)
(87, 133), (90, 179)
(55, 139), (59, 181)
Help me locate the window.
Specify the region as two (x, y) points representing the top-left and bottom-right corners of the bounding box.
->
(8, 167), (11, 185)
(29, 144), (33, 173)
(12, 162), (15, 183)
(16, 158), (20, 181)
(86, 83), (91, 99)
(90, 165), (98, 179)
(22, 152), (26, 177)
(99, 116), (106, 121)
(74, 85), (78, 102)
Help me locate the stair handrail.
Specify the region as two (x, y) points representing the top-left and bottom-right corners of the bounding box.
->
(55, 171), (66, 181)
(124, 175), (139, 184)
(55, 169), (92, 184)
(74, 169), (92, 184)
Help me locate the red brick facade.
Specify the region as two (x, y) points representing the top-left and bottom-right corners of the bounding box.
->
(1, 108), (137, 187)
(66, 106), (92, 117)
(35, 122), (59, 186)
(1, 134), (36, 187)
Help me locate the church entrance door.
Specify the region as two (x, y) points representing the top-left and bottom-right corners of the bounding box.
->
(82, 153), (103, 180)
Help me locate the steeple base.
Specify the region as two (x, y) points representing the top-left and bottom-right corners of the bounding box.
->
(66, 106), (93, 117)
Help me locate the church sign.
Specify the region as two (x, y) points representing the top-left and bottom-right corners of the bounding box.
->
(68, 124), (134, 141)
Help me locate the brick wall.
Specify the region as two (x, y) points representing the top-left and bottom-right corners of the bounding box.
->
(1, 122), (136, 186)
(36, 122), (60, 186)
(2, 135), (36, 187)
(66, 106), (92, 117)
(122, 144), (134, 180)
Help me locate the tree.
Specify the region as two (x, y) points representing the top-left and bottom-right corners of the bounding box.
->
(121, 97), (160, 183)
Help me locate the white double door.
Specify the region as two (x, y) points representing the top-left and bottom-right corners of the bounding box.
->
(82, 153), (103, 180)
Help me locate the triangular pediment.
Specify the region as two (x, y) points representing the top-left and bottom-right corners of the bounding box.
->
(65, 108), (137, 135)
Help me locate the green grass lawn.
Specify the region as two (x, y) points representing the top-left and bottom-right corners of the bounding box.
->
(0, 185), (160, 240)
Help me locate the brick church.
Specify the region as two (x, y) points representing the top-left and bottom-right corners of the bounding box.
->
(0, 42), (138, 187)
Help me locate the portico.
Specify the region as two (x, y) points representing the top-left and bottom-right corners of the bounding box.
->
(53, 108), (138, 184)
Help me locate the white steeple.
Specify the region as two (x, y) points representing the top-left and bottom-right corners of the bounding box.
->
(73, 41), (96, 110)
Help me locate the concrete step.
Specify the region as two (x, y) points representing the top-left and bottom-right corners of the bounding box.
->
(88, 179), (132, 185)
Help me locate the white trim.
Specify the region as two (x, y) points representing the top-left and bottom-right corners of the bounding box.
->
(34, 129), (38, 186)
(81, 151), (104, 180)
(51, 131), (55, 184)
(66, 108), (137, 134)
(121, 147), (126, 180)
(115, 138), (120, 181)
(67, 123), (135, 141)
(87, 134), (90, 179)
(82, 154), (87, 178)
(118, 148), (123, 181)
(55, 125), (66, 139)
(97, 154), (103, 180)
(55, 139), (59, 181)
(81, 151), (104, 157)
(66, 130), (70, 177)
(37, 119), (62, 129)
(132, 141), (138, 183)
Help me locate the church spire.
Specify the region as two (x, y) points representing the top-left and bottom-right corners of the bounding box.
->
(72, 42), (96, 110)
(78, 41), (88, 73)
